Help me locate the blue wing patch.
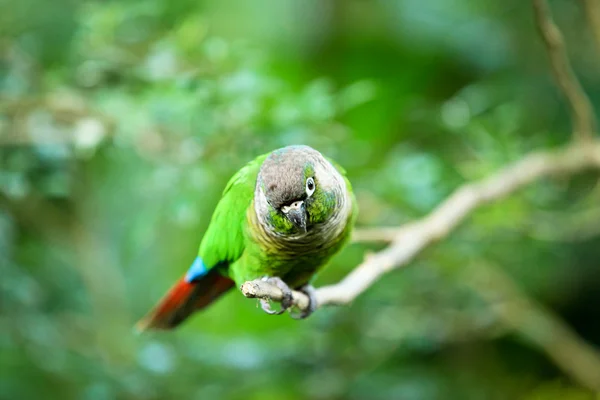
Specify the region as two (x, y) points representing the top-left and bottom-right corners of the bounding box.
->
(184, 256), (208, 282)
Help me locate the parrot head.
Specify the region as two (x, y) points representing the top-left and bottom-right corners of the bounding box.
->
(255, 145), (346, 235)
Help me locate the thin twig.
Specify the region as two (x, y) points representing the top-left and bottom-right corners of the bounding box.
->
(242, 141), (600, 310)
(582, 0), (600, 55)
(532, 0), (598, 141)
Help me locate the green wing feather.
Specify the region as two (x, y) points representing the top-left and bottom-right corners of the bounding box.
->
(198, 153), (268, 269)
(135, 155), (268, 331)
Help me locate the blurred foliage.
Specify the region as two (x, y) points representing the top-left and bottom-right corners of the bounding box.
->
(1, 0), (600, 399)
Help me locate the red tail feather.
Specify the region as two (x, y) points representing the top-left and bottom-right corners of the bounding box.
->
(136, 269), (234, 332)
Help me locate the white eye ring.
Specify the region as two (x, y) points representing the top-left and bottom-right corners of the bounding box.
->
(306, 177), (315, 196)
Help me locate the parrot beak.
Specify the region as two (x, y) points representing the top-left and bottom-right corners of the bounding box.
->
(284, 201), (308, 233)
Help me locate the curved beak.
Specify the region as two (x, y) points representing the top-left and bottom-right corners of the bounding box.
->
(284, 201), (308, 233)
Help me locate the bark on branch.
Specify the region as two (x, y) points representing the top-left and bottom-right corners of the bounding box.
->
(241, 280), (310, 311)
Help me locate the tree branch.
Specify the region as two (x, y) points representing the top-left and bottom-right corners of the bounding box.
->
(242, 141), (600, 310)
(532, 0), (598, 141)
(467, 261), (600, 391)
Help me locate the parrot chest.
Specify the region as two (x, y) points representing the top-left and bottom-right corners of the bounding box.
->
(233, 198), (353, 288)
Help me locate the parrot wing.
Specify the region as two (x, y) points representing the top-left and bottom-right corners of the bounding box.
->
(136, 153), (268, 331)
(198, 153), (268, 268)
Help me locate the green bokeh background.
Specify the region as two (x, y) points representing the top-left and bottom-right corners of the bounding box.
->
(1, 0), (600, 399)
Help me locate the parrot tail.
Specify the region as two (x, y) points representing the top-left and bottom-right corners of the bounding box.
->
(135, 266), (234, 332)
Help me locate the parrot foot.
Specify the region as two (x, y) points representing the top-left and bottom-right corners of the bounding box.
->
(291, 284), (317, 320)
(259, 277), (293, 315)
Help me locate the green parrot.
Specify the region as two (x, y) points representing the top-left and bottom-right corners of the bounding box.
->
(136, 145), (357, 330)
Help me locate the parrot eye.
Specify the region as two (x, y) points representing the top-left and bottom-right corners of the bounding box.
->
(306, 177), (315, 196)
